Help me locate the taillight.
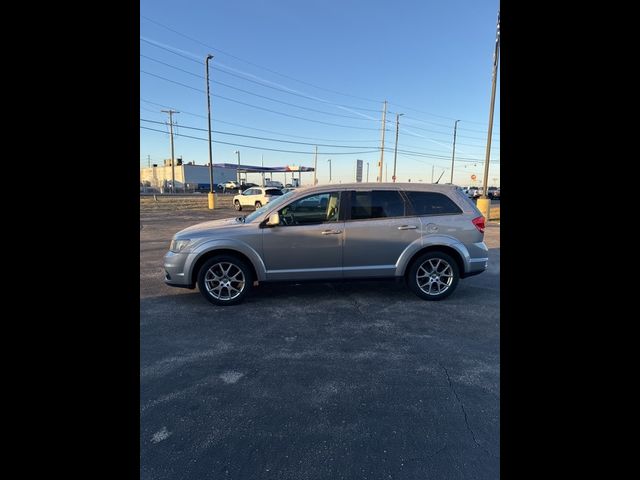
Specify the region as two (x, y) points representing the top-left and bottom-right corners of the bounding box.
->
(472, 216), (485, 233)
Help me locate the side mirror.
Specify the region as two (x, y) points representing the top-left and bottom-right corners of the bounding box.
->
(266, 213), (280, 227)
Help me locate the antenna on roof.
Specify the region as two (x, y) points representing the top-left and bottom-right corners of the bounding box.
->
(435, 170), (445, 184)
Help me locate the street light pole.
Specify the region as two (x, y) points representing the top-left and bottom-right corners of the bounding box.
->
(366, 162), (369, 182)
(205, 54), (215, 209)
(327, 158), (332, 182)
(235, 150), (240, 186)
(478, 10), (500, 220)
(450, 120), (460, 184)
(392, 113), (403, 182)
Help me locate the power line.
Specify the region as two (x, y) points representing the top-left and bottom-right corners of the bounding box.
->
(389, 102), (500, 128)
(141, 70), (385, 130)
(141, 15), (383, 104)
(140, 125), (380, 155)
(141, 118), (494, 163)
(384, 147), (499, 163)
(141, 98), (380, 143)
(139, 22), (499, 128)
(141, 118), (378, 148)
(400, 121), (500, 142)
(141, 55), (380, 121)
(140, 44), (382, 114)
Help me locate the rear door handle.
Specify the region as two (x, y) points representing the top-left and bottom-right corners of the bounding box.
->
(397, 225), (417, 230)
(321, 229), (342, 235)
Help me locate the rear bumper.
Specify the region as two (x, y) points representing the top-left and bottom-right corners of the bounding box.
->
(464, 241), (489, 276)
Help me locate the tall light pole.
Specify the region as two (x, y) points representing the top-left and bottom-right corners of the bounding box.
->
(392, 113), (403, 182)
(327, 158), (332, 182)
(261, 154), (265, 186)
(478, 10), (500, 220)
(205, 54), (215, 209)
(450, 120), (460, 184)
(234, 150), (240, 186)
(366, 162), (370, 182)
(313, 146), (318, 185)
(378, 100), (387, 182)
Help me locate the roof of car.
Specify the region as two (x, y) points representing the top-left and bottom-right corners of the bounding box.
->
(296, 182), (459, 192)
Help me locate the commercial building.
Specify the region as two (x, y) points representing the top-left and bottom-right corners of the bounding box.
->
(140, 160), (315, 192)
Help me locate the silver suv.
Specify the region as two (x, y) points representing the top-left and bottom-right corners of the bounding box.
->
(164, 183), (488, 305)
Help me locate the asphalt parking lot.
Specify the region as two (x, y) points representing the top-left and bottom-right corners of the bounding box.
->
(140, 205), (500, 480)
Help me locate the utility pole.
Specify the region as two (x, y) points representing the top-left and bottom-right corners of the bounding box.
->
(478, 9), (500, 220)
(378, 100), (387, 182)
(147, 155), (151, 169)
(205, 54), (215, 208)
(431, 165), (434, 183)
(392, 113), (403, 182)
(366, 162), (370, 182)
(385, 164), (388, 182)
(450, 120), (460, 184)
(313, 146), (318, 185)
(161, 109), (179, 193)
(327, 158), (332, 182)
(261, 154), (265, 186)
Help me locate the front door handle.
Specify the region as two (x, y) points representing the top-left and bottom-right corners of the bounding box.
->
(397, 225), (417, 230)
(321, 229), (342, 235)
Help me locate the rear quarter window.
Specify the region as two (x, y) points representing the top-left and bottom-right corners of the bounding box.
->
(405, 191), (462, 216)
(265, 189), (283, 196)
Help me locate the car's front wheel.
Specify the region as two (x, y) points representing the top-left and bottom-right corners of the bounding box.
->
(234, 200), (242, 211)
(407, 251), (460, 301)
(197, 255), (253, 306)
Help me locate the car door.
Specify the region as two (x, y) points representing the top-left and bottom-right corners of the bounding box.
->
(404, 190), (466, 240)
(261, 191), (344, 281)
(241, 188), (257, 206)
(342, 189), (421, 278)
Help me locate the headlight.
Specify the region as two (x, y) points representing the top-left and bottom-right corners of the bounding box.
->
(170, 239), (191, 253)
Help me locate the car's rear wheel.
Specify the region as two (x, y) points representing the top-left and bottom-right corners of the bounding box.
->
(407, 251), (460, 301)
(234, 200), (242, 211)
(255, 201), (262, 209)
(197, 255), (252, 306)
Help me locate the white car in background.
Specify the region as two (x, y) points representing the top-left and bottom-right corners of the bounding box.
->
(233, 187), (284, 210)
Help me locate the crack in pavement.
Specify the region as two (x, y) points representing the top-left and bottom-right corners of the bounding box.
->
(440, 362), (498, 459)
(327, 283), (368, 318)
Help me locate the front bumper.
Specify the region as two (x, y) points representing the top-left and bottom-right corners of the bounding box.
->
(163, 250), (195, 288)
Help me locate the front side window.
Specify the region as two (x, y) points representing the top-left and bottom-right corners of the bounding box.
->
(405, 191), (462, 215)
(349, 190), (406, 220)
(278, 192), (340, 226)
(244, 189), (257, 196)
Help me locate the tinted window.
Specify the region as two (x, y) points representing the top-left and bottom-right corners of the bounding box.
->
(350, 190), (406, 220)
(243, 189), (256, 195)
(278, 192), (340, 225)
(405, 191), (462, 215)
(265, 188), (283, 196)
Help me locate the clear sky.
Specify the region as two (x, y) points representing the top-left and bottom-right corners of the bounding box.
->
(140, 0), (500, 187)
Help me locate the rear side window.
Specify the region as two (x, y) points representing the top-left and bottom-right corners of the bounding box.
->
(265, 189), (282, 196)
(350, 190), (406, 220)
(405, 191), (462, 216)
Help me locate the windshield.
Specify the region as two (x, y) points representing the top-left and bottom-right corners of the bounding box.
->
(243, 190), (296, 223)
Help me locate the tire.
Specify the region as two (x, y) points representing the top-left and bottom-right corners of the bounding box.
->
(197, 255), (253, 306)
(234, 200), (242, 211)
(407, 251), (460, 301)
(255, 201), (262, 209)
